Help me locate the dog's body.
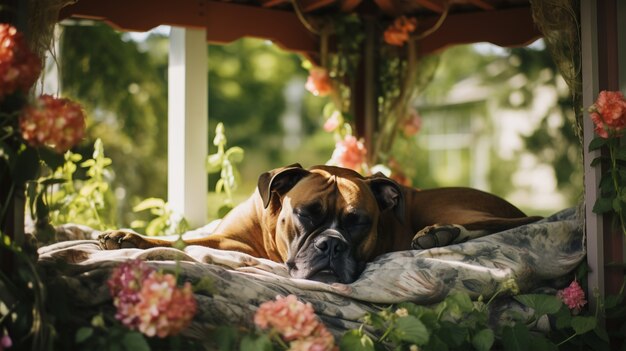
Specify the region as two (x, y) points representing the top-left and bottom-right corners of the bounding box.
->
(100, 164), (541, 283)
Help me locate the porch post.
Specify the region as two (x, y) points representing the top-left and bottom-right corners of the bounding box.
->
(168, 27), (208, 229)
(581, 0), (603, 307)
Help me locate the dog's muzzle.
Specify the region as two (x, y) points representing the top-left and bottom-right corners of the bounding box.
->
(287, 229), (360, 284)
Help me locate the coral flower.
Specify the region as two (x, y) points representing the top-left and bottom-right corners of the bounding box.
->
(134, 272), (197, 338)
(305, 67), (333, 97)
(19, 94), (86, 153)
(0, 24), (41, 99)
(329, 135), (367, 172)
(384, 16), (418, 46)
(255, 295), (337, 351)
(589, 90), (626, 138)
(557, 280), (587, 310)
(108, 259), (197, 338)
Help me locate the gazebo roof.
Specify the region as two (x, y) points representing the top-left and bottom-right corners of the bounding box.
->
(59, 0), (541, 54)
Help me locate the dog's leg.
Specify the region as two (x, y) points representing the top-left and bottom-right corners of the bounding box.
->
(411, 224), (488, 250)
(99, 230), (174, 249)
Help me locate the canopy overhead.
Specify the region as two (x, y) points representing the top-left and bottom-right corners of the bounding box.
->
(59, 0), (541, 54)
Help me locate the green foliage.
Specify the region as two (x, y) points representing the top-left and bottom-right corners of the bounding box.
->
(207, 123), (244, 218)
(29, 138), (115, 233)
(130, 197), (188, 236)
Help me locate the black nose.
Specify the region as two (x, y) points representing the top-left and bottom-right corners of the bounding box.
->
(314, 236), (347, 256)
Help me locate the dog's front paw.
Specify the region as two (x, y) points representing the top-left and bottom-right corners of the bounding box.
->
(98, 230), (146, 250)
(411, 224), (461, 250)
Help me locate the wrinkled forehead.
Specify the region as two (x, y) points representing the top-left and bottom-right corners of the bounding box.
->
(287, 170), (378, 213)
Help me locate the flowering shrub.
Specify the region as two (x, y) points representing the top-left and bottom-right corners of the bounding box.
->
(588, 90), (626, 236)
(19, 94), (86, 153)
(254, 295), (337, 351)
(0, 24), (41, 100)
(383, 16), (417, 46)
(107, 259), (197, 338)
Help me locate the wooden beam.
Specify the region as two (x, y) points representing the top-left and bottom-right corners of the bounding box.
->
(60, 0), (319, 54)
(339, 0), (362, 12)
(465, 0), (494, 11)
(299, 0), (336, 12)
(417, 6), (541, 54)
(415, 0), (445, 13)
(259, 0), (289, 8)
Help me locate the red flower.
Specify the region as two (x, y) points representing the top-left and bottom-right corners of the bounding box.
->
(329, 135), (367, 172)
(589, 90), (626, 138)
(254, 295), (337, 351)
(557, 280), (587, 310)
(0, 24), (41, 99)
(305, 67), (333, 97)
(19, 94), (86, 153)
(384, 16), (418, 46)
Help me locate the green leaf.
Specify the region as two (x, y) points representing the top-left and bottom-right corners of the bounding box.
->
(588, 137), (607, 151)
(394, 315), (429, 345)
(133, 197), (166, 212)
(239, 334), (272, 351)
(339, 330), (375, 351)
(513, 294), (562, 316)
(214, 326), (237, 351)
(447, 292), (474, 313)
(121, 332), (150, 351)
(593, 197), (615, 214)
(613, 197), (623, 212)
(225, 146), (245, 163)
(590, 156), (605, 167)
(206, 153), (223, 173)
(501, 324), (530, 351)
(472, 328), (494, 351)
(218, 204), (233, 219)
(554, 305), (572, 330)
(145, 216), (166, 236)
(75, 327), (93, 343)
(426, 335), (449, 351)
(571, 316), (597, 335)
(528, 335), (558, 351)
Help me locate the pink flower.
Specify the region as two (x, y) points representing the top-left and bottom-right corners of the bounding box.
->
(330, 135), (367, 172)
(305, 67), (333, 97)
(108, 259), (197, 338)
(0, 24), (41, 99)
(255, 295), (336, 351)
(288, 326), (338, 351)
(402, 108), (422, 137)
(134, 272), (197, 338)
(323, 111), (342, 132)
(589, 90), (626, 138)
(19, 94), (86, 153)
(557, 280), (587, 310)
(1, 333), (12, 349)
(384, 16), (417, 46)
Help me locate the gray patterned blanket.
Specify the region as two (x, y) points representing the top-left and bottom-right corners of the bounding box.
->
(37, 208), (584, 339)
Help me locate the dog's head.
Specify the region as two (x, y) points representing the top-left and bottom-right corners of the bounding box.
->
(257, 164), (404, 284)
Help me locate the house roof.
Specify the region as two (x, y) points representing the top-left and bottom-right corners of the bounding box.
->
(59, 0), (541, 54)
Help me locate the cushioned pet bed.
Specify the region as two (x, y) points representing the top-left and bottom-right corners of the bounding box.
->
(37, 207), (585, 339)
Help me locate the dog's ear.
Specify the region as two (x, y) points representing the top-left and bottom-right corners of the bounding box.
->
(366, 175), (405, 222)
(258, 163), (310, 208)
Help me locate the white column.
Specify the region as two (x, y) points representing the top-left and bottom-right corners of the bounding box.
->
(581, 1), (602, 307)
(168, 27), (208, 228)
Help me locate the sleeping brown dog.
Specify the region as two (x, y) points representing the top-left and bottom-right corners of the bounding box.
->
(99, 164), (541, 284)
